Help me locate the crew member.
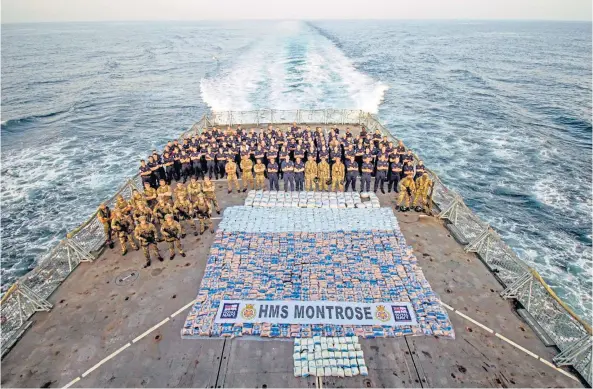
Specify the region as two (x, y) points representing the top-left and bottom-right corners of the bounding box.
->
(240, 155), (254, 192)
(225, 158), (240, 193)
(294, 157), (305, 191)
(202, 177), (221, 214)
(193, 194), (214, 235)
(111, 209), (138, 255)
(374, 154), (389, 193)
(161, 214), (186, 260)
(143, 182), (158, 208)
(388, 157), (402, 193)
(413, 171), (432, 212)
(173, 194), (193, 236)
(156, 179), (173, 203)
(304, 157), (318, 191)
(345, 156), (358, 192)
(267, 156), (280, 191)
(361, 157), (373, 193)
(331, 157), (345, 192)
(281, 156), (295, 192)
(317, 157), (330, 192)
(139, 159), (153, 187)
(97, 203), (114, 248)
(397, 175), (416, 212)
(134, 216), (163, 268)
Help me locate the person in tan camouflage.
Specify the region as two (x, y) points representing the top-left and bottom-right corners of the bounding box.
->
(331, 157), (345, 192)
(156, 179), (173, 203)
(143, 181), (158, 208)
(153, 197), (173, 227)
(161, 214), (186, 260)
(97, 203), (114, 248)
(134, 216), (163, 268)
(304, 158), (318, 191)
(115, 194), (134, 220)
(240, 157), (254, 192)
(397, 175), (416, 211)
(130, 189), (147, 209)
(174, 182), (188, 201)
(173, 195), (193, 237)
(187, 177), (203, 202)
(253, 159), (266, 190)
(133, 202), (154, 225)
(317, 157), (330, 192)
(225, 159), (240, 193)
(413, 172), (433, 212)
(202, 177), (221, 214)
(111, 209), (138, 255)
(193, 194), (214, 235)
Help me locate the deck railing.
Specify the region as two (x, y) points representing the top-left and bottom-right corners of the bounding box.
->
(1, 110), (590, 386)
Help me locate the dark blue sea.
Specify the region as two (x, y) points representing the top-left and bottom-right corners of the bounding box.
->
(1, 20), (591, 319)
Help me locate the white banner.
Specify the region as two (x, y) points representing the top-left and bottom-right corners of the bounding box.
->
(214, 300), (417, 326)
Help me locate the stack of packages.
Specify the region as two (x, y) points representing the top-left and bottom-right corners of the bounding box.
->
(181, 206), (454, 339)
(294, 336), (368, 378)
(244, 191), (381, 209)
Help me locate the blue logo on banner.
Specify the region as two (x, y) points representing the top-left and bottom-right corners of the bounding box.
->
(391, 305), (412, 322)
(221, 303), (240, 319)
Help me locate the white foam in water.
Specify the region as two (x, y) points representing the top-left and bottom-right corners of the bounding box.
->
(199, 21), (387, 113)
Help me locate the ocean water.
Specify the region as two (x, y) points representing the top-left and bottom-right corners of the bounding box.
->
(1, 20), (591, 320)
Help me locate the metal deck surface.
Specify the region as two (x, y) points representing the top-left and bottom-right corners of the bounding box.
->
(1, 124), (582, 388)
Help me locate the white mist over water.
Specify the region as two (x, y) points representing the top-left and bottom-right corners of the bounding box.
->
(200, 21), (387, 113)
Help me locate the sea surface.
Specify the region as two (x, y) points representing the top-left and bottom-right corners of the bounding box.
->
(1, 20), (591, 320)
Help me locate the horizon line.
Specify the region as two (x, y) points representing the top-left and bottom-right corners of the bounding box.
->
(2, 17), (592, 25)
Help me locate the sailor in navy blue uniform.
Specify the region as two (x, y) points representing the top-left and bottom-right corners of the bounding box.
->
(374, 155), (389, 193)
(294, 144), (305, 161)
(267, 157), (280, 191)
(281, 156), (295, 192)
(388, 157), (403, 193)
(254, 144), (265, 166)
(403, 149), (414, 166)
(361, 158), (374, 192)
(294, 157), (305, 191)
(215, 147), (226, 179)
(205, 147), (216, 179)
(403, 160), (415, 179)
(139, 159), (153, 187)
(190, 147), (203, 180)
(162, 151), (175, 184)
(415, 160), (426, 179)
(172, 147), (182, 181)
(345, 156), (359, 192)
(180, 149), (193, 183)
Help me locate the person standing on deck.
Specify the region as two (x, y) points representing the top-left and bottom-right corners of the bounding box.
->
(374, 154), (389, 194)
(173, 195), (193, 237)
(304, 157), (318, 191)
(345, 156), (359, 192)
(202, 177), (221, 214)
(134, 216), (163, 268)
(111, 209), (138, 255)
(281, 155), (295, 192)
(413, 171), (433, 212)
(205, 146), (216, 179)
(317, 157), (330, 192)
(193, 194), (214, 235)
(161, 214), (186, 260)
(190, 147), (203, 180)
(187, 177), (203, 202)
(267, 156), (280, 191)
(240, 155), (254, 192)
(139, 159), (153, 188)
(388, 157), (403, 193)
(97, 203), (114, 249)
(215, 147), (226, 180)
(415, 160), (426, 179)
(253, 159), (266, 191)
(294, 157), (305, 191)
(331, 157), (345, 192)
(225, 159), (240, 194)
(397, 175), (416, 212)
(180, 150), (192, 183)
(360, 157), (373, 193)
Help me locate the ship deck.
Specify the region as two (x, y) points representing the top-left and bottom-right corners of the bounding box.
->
(1, 124), (581, 388)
